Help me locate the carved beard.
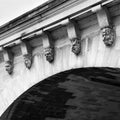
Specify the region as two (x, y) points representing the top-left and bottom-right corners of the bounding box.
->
(102, 27), (115, 47)
(44, 47), (54, 63)
(5, 61), (13, 74)
(24, 54), (32, 69)
(71, 38), (81, 55)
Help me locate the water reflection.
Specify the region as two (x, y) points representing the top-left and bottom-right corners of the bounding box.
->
(1, 67), (120, 120)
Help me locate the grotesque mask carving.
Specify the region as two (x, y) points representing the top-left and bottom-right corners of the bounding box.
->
(102, 26), (115, 47)
(44, 47), (54, 63)
(24, 54), (32, 69)
(5, 61), (13, 74)
(71, 38), (81, 55)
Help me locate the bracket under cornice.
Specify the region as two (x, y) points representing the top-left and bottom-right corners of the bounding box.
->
(42, 32), (54, 63)
(3, 47), (14, 75)
(66, 20), (81, 55)
(20, 40), (33, 69)
(92, 5), (115, 47)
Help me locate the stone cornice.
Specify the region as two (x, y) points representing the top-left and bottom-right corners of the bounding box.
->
(0, 0), (118, 47)
(0, 0), (68, 35)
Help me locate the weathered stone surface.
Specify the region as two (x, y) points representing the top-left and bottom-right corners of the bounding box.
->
(1, 68), (120, 120)
(102, 26), (115, 47)
(0, 0), (120, 118)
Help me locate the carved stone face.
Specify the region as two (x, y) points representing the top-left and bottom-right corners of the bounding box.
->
(71, 38), (81, 55)
(24, 54), (32, 69)
(5, 61), (13, 74)
(102, 27), (115, 47)
(44, 47), (54, 63)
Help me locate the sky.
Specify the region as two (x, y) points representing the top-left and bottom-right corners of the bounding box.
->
(0, 0), (48, 26)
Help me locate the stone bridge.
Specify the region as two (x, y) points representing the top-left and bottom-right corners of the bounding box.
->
(0, 0), (120, 119)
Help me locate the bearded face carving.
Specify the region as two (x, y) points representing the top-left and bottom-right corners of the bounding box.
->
(24, 54), (32, 69)
(71, 38), (81, 55)
(5, 61), (13, 74)
(44, 47), (54, 63)
(102, 27), (115, 47)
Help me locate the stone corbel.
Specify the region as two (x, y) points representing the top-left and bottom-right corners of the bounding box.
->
(20, 40), (32, 69)
(66, 20), (81, 55)
(42, 32), (54, 63)
(3, 47), (14, 74)
(92, 5), (115, 47)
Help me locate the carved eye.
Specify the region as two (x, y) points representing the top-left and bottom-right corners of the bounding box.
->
(6, 65), (10, 67)
(71, 38), (77, 44)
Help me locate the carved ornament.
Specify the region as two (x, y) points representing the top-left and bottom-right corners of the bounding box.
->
(20, 41), (33, 69)
(71, 38), (81, 55)
(92, 6), (115, 47)
(3, 47), (14, 75)
(23, 54), (32, 69)
(42, 32), (54, 63)
(44, 47), (54, 63)
(5, 60), (13, 75)
(102, 26), (115, 47)
(66, 20), (81, 55)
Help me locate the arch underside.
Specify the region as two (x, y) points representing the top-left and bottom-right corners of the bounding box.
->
(1, 67), (120, 120)
(1, 1), (120, 116)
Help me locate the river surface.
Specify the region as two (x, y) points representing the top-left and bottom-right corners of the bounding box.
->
(1, 67), (120, 120)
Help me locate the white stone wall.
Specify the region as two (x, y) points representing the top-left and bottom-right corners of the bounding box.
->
(0, 2), (120, 116)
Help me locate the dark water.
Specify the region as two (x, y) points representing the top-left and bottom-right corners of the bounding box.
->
(1, 67), (120, 120)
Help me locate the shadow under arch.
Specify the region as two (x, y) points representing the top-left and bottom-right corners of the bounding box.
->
(1, 67), (120, 120)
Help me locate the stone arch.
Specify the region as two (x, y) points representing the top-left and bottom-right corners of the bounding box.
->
(0, 0), (120, 118)
(0, 34), (120, 116)
(1, 67), (120, 120)
(1, 2), (120, 115)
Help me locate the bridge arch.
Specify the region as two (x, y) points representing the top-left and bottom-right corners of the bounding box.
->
(0, 29), (120, 116)
(1, 67), (120, 120)
(0, 0), (120, 117)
